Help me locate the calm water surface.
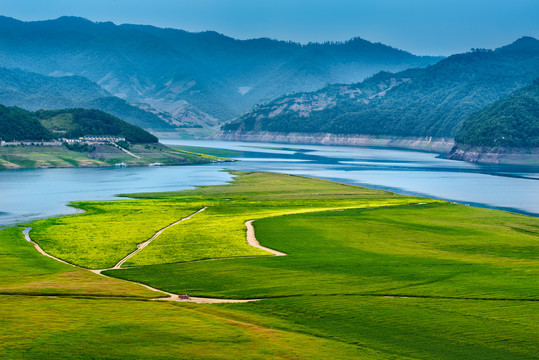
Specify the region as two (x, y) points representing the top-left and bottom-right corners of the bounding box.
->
(1, 139), (538, 226)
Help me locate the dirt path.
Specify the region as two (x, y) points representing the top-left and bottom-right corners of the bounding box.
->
(23, 227), (75, 267)
(22, 213), (259, 304)
(113, 143), (142, 159)
(116, 276), (257, 304)
(245, 220), (286, 256)
(113, 207), (207, 269)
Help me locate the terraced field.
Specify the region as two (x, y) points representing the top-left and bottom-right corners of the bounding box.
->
(0, 143), (220, 170)
(1, 171), (537, 359)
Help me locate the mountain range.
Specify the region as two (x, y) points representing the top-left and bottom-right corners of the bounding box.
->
(2, 16), (538, 155)
(222, 37), (539, 140)
(0, 16), (441, 129)
(0, 67), (174, 130)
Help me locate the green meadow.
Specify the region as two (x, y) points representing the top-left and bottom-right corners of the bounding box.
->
(30, 200), (203, 269)
(0, 226), (157, 298)
(0, 227), (360, 359)
(111, 204), (538, 300)
(1, 171), (537, 359)
(169, 144), (241, 157)
(31, 172), (425, 269)
(122, 196), (421, 267)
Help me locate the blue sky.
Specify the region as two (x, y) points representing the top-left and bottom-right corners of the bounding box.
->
(2, 0), (538, 55)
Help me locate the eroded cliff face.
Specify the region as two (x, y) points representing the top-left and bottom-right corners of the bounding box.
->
(214, 130), (455, 153)
(446, 145), (539, 165)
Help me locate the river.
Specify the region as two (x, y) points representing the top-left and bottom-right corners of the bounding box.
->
(1, 139), (538, 226)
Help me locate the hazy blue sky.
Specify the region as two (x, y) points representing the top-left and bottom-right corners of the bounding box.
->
(2, 0), (538, 55)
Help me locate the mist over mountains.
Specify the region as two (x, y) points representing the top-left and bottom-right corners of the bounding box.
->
(0, 15), (441, 129)
(223, 37), (539, 140)
(1, 15), (538, 151)
(0, 67), (174, 130)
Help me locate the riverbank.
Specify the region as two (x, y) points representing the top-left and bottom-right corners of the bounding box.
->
(446, 144), (539, 165)
(2, 139), (538, 228)
(214, 130), (455, 153)
(215, 130), (539, 165)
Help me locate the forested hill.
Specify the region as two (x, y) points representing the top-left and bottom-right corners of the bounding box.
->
(454, 79), (539, 147)
(0, 16), (441, 127)
(223, 37), (539, 139)
(0, 106), (158, 143)
(0, 105), (54, 142)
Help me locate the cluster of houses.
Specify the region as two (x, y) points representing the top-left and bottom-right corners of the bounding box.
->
(63, 135), (126, 145)
(1, 135), (126, 147)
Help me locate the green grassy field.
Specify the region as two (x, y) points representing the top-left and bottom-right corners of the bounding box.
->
(123, 197), (422, 267)
(0, 226), (363, 359)
(128, 143), (229, 163)
(0, 296), (371, 360)
(31, 172), (427, 269)
(218, 296), (538, 359)
(108, 203), (539, 300)
(169, 144), (241, 157)
(1, 171), (537, 359)
(30, 200), (204, 269)
(0, 226), (158, 298)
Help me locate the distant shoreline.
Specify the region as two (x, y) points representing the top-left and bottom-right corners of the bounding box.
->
(215, 130), (454, 153)
(214, 131), (539, 165)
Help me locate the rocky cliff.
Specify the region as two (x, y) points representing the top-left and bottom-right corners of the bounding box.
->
(446, 145), (539, 165)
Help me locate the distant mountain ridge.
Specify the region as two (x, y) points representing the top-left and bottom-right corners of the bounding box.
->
(0, 16), (442, 128)
(0, 67), (175, 130)
(222, 37), (539, 140)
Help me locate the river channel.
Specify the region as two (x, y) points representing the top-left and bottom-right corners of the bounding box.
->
(1, 139), (537, 226)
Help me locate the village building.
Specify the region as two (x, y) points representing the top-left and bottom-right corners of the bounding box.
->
(63, 135), (126, 145)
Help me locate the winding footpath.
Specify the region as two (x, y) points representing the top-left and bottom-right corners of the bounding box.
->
(245, 220), (286, 256)
(23, 227), (74, 267)
(21, 210), (288, 304)
(113, 207), (207, 269)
